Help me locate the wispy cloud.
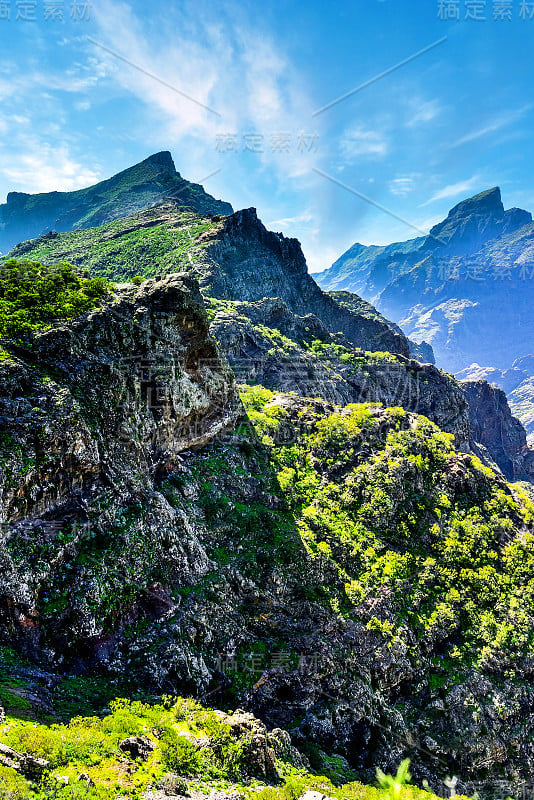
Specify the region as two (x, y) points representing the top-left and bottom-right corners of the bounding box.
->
(389, 175), (419, 196)
(421, 176), (481, 206)
(339, 125), (388, 160)
(1, 142), (100, 194)
(406, 98), (443, 127)
(452, 105), (532, 147)
(89, 0), (319, 178)
(268, 210), (315, 230)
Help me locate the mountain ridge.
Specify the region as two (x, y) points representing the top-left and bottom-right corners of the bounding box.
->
(316, 186), (534, 439)
(0, 151), (233, 254)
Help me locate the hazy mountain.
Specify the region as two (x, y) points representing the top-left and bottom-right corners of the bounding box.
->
(0, 151), (233, 254)
(316, 187), (534, 436)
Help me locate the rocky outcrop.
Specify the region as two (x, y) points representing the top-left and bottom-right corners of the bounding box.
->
(195, 209), (410, 357)
(458, 359), (534, 442)
(119, 736), (156, 761)
(210, 297), (470, 445)
(461, 379), (534, 481)
(0, 151), (233, 254)
(0, 742), (49, 777)
(0, 273), (241, 648)
(0, 274), (239, 524)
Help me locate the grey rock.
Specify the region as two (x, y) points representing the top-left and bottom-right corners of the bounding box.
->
(119, 736), (156, 760)
(0, 742), (50, 777)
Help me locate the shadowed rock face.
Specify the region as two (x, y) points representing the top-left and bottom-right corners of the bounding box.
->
(461, 380), (534, 482)
(195, 208), (411, 357)
(0, 152), (233, 254)
(0, 273), (241, 525)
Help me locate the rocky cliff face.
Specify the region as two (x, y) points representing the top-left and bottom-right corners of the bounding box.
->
(0, 274), (241, 635)
(0, 152), (233, 254)
(209, 297), (470, 445)
(461, 380), (534, 481)
(195, 208), (410, 357)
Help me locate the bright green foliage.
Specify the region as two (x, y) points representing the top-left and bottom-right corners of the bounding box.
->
(240, 387), (534, 673)
(238, 384), (289, 446)
(376, 759), (412, 800)
(0, 259), (111, 342)
(3, 213), (216, 282)
(0, 696), (451, 800)
(159, 727), (204, 775)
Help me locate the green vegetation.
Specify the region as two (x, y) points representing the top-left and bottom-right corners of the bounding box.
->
(3, 212), (216, 283)
(239, 385), (534, 674)
(0, 259), (111, 343)
(0, 696), (452, 800)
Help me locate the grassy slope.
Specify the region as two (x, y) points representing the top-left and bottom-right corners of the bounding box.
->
(3, 210), (216, 283)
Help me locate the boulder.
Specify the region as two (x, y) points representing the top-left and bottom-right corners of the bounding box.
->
(119, 735), (156, 761)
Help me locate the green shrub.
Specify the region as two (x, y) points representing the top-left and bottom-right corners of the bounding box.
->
(0, 259), (111, 343)
(159, 727), (203, 776)
(0, 765), (29, 800)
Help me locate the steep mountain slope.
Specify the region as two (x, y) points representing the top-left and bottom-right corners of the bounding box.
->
(0, 151), (233, 254)
(328, 290), (435, 364)
(6, 202), (410, 358)
(316, 187), (534, 437)
(458, 360), (534, 447)
(8, 198), (534, 480)
(2, 273), (534, 794)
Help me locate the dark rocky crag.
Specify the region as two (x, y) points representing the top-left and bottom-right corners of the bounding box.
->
(0, 282), (534, 794)
(461, 379), (534, 481)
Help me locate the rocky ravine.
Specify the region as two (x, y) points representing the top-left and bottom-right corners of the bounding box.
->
(2, 273), (534, 795)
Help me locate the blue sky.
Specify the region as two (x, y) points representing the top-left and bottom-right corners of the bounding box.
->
(0, 0), (533, 271)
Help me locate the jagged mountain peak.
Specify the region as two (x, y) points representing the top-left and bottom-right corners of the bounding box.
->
(142, 149), (177, 172)
(428, 185), (531, 253)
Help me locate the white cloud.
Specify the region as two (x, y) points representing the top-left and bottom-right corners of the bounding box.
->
(88, 0), (319, 179)
(268, 211), (315, 230)
(406, 98), (443, 127)
(339, 126), (388, 160)
(1, 144), (100, 194)
(389, 176), (418, 196)
(421, 176), (481, 206)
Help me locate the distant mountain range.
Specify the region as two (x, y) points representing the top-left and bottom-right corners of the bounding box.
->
(0, 151), (233, 254)
(316, 186), (534, 440)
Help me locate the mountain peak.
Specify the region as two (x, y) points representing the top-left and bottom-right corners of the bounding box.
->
(140, 150), (177, 174)
(448, 186), (504, 219)
(428, 185), (512, 254)
(0, 151), (233, 253)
